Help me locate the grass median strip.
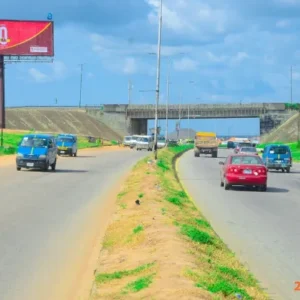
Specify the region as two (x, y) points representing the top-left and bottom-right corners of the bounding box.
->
(90, 145), (269, 299)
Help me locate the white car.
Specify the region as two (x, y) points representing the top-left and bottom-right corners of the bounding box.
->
(123, 136), (132, 147)
(130, 135), (139, 149)
(157, 136), (166, 149)
(136, 136), (154, 151)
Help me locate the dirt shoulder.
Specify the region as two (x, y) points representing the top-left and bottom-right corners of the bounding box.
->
(89, 146), (268, 300)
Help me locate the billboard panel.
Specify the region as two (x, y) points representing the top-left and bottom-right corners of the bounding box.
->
(0, 20), (54, 56)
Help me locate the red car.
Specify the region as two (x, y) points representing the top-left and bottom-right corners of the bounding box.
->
(219, 154), (267, 191)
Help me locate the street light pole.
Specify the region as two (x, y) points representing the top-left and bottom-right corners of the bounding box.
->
(79, 63), (84, 108)
(166, 58), (170, 142)
(154, 0), (163, 160)
(128, 79), (132, 105)
(291, 65), (293, 104)
(188, 104), (190, 139)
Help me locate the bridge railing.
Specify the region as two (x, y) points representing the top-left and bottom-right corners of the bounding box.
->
(127, 103), (266, 110)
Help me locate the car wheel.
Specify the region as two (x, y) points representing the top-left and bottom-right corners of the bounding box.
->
(286, 167), (290, 173)
(260, 185), (267, 192)
(212, 151), (218, 158)
(17, 167), (21, 171)
(224, 179), (230, 190)
(281, 168), (285, 173)
(44, 161), (49, 171)
(220, 180), (224, 187)
(51, 159), (56, 171)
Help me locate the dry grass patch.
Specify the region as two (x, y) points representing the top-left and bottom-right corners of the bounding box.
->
(90, 146), (269, 300)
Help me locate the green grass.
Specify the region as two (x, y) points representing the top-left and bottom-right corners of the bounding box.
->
(195, 218), (211, 228)
(257, 141), (300, 161)
(0, 131), (107, 156)
(218, 144), (227, 148)
(95, 262), (155, 284)
(152, 145), (267, 299)
(180, 224), (213, 244)
(122, 274), (154, 294)
(133, 225), (144, 234)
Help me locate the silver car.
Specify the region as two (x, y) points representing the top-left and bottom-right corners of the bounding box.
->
(123, 136), (132, 147)
(239, 146), (258, 155)
(157, 136), (166, 149)
(136, 136), (154, 151)
(130, 135), (139, 149)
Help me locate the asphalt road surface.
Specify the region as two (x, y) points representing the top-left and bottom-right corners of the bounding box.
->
(178, 148), (300, 300)
(0, 148), (146, 300)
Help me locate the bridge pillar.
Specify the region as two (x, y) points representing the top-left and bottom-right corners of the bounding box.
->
(130, 119), (148, 135)
(259, 114), (284, 135)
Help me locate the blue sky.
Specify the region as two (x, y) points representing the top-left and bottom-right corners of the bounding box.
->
(2, 0), (300, 136)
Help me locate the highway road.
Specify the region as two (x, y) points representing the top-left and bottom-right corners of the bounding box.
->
(0, 148), (146, 300)
(178, 148), (300, 300)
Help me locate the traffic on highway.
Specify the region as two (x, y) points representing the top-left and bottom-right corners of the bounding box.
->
(178, 132), (300, 299)
(0, 141), (147, 300)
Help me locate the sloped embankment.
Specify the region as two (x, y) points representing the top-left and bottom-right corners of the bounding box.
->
(6, 108), (122, 141)
(262, 112), (299, 143)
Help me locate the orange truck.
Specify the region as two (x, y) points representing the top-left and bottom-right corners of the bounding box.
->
(194, 132), (218, 157)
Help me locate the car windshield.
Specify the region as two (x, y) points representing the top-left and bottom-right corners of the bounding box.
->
(20, 136), (48, 148)
(240, 147), (256, 152)
(237, 143), (251, 147)
(138, 137), (148, 142)
(269, 146), (289, 154)
(57, 137), (74, 143)
(132, 136), (138, 141)
(231, 155), (263, 165)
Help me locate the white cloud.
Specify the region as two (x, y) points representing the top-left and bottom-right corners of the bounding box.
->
(123, 57), (138, 74)
(276, 19), (291, 28)
(292, 71), (300, 80)
(28, 60), (68, 83)
(87, 72), (94, 78)
(28, 68), (50, 83)
(274, 0), (300, 5)
(51, 60), (67, 79)
(145, 0), (238, 39)
(173, 57), (198, 71)
(231, 52), (249, 64)
(206, 51), (228, 63)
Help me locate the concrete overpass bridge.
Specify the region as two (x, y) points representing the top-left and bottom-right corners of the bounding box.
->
(7, 102), (297, 137)
(92, 102), (295, 136)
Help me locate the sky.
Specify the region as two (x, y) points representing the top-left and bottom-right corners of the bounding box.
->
(2, 0), (300, 136)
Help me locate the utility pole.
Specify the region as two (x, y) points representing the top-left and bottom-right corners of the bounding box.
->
(128, 79), (132, 105)
(0, 56), (5, 148)
(297, 103), (300, 145)
(291, 65), (293, 104)
(166, 58), (170, 142)
(79, 63), (84, 108)
(188, 104), (190, 139)
(153, 0), (162, 160)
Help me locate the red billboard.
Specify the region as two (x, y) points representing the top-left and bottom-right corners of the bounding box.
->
(0, 20), (54, 56)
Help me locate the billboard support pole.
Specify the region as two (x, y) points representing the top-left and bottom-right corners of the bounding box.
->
(0, 55), (5, 148)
